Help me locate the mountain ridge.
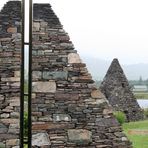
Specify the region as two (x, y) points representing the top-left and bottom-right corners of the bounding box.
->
(81, 56), (148, 80)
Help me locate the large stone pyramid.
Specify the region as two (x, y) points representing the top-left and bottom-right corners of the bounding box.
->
(31, 4), (132, 148)
(0, 1), (132, 147)
(100, 58), (144, 122)
(0, 1), (21, 147)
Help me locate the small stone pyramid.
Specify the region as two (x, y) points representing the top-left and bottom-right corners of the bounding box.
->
(100, 58), (144, 122)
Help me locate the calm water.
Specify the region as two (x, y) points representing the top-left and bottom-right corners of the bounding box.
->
(137, 99), (148, 108)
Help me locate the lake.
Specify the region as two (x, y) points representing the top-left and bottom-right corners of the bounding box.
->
(137, 99), (148, 108)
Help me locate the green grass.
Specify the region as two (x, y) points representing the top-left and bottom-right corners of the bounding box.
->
(134, 92), (148, 99)
(24, 82), (28, 94)
(24, 144), (28, 148)
(122, 120), (148, 148)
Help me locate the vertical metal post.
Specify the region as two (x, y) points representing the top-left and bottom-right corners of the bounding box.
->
(28, 0), (33, 147)
(20, 0), (25, 147)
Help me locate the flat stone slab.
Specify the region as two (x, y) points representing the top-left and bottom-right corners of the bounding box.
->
(53, 114), (71, 122)
(91, 90), (105, 99)
(0, 123), (8, 134)
(6, 139), (19, 146)
(43, 71), (68, 80)
(68, 53), (82, 63)
(7, 27), (17, 33)
(68, 129), (92, 144)
(32, 133), (51, 146)
(32, 81), (56, 93)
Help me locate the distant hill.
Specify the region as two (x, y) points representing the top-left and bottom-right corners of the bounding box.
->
(81, 56), (148, 81)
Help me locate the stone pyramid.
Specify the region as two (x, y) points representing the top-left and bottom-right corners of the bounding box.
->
(100, 58), (144, 122)
(0, 1), (132, 147)
(0, 1), (21, 147)
(31, 4), (132, 148)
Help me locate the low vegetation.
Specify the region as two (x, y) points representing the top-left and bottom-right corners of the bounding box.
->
(113, 111), (126, 125)
(143, 108), (148, 118)
(122, 120), (148, 148)
(24, 112), (28, 137)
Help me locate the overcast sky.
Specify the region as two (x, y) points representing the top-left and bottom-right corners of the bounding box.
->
(1, 0), (148, 65)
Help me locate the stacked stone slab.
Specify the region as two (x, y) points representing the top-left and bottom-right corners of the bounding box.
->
(100, 58), (144, 122)
(0, 1), (21, 147)
(31, 3), (132, 148)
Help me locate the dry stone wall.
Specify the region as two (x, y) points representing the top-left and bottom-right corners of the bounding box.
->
(0, 1), (21, 147)
(100, 59), (144, 122)
(31, 4), (132, 148)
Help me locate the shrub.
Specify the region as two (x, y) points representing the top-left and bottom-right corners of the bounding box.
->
(114, 111), (126, 125)
(24, 112), (28, 137)
(143, 108), (148, 118)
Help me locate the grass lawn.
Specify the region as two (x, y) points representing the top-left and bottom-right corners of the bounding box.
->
(134, 92), (148, 99)
(122, 120), (148, 148)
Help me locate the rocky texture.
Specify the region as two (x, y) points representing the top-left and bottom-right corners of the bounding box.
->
(100, 59), (144, 122)
(31, 3), (132, 148)
(0, 1), (21, 147)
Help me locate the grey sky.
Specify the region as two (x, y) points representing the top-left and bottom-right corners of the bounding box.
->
(1, 0), (148, 65)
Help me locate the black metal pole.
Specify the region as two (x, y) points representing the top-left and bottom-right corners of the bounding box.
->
(20, 0), (25, 147)
(28, 0), (33, 147)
